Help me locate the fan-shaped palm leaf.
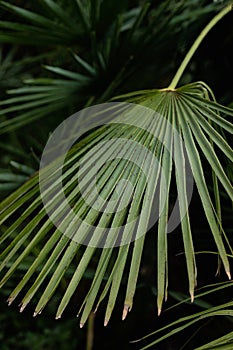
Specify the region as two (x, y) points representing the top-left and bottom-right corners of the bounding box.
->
(1, 2), (232, 330)
(0, 80), (232, 326)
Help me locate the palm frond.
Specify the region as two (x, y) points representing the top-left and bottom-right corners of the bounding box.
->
(0, 76), (87, 135)
(0, 0), (144, 47)
(0, 81), (232, 326)
(134, 280), (233, 349)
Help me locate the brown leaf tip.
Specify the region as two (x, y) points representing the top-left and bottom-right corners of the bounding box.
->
(7, 298), (14, 306)
(20, 304), (27, 313)
(122, 304), (130, 321)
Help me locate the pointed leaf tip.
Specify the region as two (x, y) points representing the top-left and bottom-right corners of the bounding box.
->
(158, 308), (161, 316)
(122, 305), (130, 321)
(33, 311), (38, 317)
(104, 319), (109, 327)
(20, 304), (27, 313)
(55, 315), (61, 320)
(227, 271), (231, 280)
(7, 298), (14, 306)
(80, 323), (84, 328)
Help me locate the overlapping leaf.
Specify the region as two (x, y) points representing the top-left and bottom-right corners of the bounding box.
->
(135, 280), (233, 349)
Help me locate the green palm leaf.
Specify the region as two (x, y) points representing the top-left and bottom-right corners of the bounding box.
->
(0, 81), (232, 326)
(134, 280), (233, 349)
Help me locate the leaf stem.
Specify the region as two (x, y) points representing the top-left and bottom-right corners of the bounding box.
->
(86, 312), (95, 350)
(168, 4), (232, 90)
